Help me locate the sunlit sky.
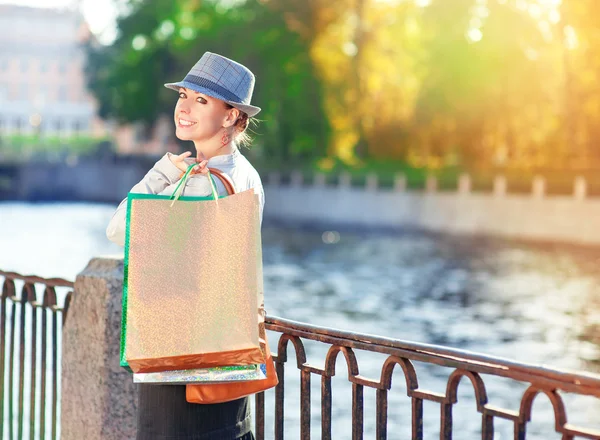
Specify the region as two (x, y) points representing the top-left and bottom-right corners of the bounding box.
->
(0, 0), (118, 44)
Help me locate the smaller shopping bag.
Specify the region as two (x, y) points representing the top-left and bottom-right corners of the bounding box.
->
(186, 322), (278, 404)
(133, 364), (266, 385)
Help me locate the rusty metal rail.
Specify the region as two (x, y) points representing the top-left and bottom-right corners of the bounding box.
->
(0, 270), (73, 440)
(258, 316), (600, 440)
(2, 270), (600, 439)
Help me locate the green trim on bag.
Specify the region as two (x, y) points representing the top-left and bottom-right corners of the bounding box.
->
(120, 194), (133, 372)
(129, 193), (226, 201)
(120, 189), (228, 372)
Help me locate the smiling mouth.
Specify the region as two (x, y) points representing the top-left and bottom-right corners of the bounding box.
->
(178, 118), (197, 128)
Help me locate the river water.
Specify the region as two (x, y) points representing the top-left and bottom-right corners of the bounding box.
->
(1, 202), (599, 439)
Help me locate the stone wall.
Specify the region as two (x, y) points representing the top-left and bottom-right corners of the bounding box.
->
(5, 160), (600, 245)
(263, 172), (600, 246)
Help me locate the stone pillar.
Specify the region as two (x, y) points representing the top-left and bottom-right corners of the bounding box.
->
(313, 172), (326, 187)
(268, 171), (280, 187)
(574, 176), (587, 200)
(290, 171), (303, 187)
(425, 175), (437, 193)
(532, 176), (545, 199)
(338, 171), (352, 189)
(393, 173), (407, 192)
(493, 175), (507, 197)
(365, 173), (378, 192)
(458, 174), (471, 195)
(61, 257), (137, 440)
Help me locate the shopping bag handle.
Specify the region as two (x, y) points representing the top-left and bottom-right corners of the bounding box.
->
(209, 168), (236, 195)
(170, 164), (236, 205)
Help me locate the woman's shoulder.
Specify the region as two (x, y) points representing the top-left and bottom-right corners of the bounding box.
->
(225, 152), (263, 186)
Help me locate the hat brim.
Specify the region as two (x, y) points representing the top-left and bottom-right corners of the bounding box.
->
(164, 81), (261, 117)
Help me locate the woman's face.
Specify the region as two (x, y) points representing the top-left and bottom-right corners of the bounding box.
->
(174, 87), (232, 142)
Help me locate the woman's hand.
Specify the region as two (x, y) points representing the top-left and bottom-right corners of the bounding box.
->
(169, 151), (209, 174)
(194, 152), (209, 175)
(169, 151), (194, 173)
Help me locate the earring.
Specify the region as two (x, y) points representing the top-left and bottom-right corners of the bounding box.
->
(221, 131), (230, 147)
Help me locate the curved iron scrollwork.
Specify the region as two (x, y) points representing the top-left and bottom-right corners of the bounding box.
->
(2, 270), (599, 440)
(259, 316), (600, 440)
(0, 270), (73, 440)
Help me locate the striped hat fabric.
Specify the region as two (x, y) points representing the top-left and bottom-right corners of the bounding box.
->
(165, 52), (261, 116)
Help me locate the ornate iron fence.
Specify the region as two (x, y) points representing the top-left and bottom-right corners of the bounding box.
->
(1, 270), (600, 439)
(258, 317), (600, 440)
(0, 270), (72, 440)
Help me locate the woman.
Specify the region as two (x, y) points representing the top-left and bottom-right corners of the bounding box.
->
(106, 52), (264, 440)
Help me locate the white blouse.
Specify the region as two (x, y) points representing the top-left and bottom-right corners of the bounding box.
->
(106, 147), (265, 247)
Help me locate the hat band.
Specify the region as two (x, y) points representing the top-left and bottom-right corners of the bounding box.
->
(183, 74), (245, 104)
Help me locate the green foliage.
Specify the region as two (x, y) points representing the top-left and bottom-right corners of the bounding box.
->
(86, 0), (600, 172)
(85, 0), (330, 162)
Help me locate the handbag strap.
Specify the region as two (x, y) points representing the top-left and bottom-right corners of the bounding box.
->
(208, 167), (236, 195)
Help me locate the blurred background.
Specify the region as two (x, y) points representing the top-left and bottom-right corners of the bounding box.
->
(1, 0), (600, 438)
(2, 0), (600, 186)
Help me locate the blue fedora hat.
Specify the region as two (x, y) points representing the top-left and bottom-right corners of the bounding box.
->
(165, 52), (261, 117)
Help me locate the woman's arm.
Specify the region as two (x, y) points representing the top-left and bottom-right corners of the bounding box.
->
(106, 153), (184, 247)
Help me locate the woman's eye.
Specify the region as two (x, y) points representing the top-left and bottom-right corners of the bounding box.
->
(178, 92), (186, 99)
(196, 97), (207, 104)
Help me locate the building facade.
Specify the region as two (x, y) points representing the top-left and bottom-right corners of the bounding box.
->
(0, 5), (109, 139)
(0, 5), (181, 156)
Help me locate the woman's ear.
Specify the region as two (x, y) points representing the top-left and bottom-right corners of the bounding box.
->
(223, 107), (240, 128)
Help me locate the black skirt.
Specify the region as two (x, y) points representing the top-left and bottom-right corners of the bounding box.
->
(136, 384), (253, 440)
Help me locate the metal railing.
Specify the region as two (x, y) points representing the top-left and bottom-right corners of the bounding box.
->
(258, 316), (600, 440)
(0, 270), (73, 440)
(1, 270), (600, 439)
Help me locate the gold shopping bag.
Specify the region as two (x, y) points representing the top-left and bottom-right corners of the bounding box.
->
(121, 166), (266, 374)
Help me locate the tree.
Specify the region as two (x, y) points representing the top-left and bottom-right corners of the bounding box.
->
(85, 0), (330, 163)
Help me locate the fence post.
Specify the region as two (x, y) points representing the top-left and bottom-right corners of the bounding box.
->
(493, 175), (507, 197)
(339, 172), (352, 189)
(394, 173), (407, 192)
(458, 174), (471, 195)
(532, 176), (545, 199)
(314, 173), (326, 187)
(61, 257), (137, 440)
(268, 171), (280, 187)
(574, 176), (587, 200)
(426, 175), (437, 194)
(366, 173), (378, 192)
(290, 171), (303, 187)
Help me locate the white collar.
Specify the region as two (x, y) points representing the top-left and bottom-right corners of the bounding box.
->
(206, 145), (240, 168)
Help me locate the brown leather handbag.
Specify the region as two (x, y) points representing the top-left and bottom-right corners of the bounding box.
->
(185, 167), (279, 404)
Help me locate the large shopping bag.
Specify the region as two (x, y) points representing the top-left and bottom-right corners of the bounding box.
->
(120, 165), (266, 374)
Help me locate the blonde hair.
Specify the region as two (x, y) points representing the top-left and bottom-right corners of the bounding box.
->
(224, 103), (255, 148)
